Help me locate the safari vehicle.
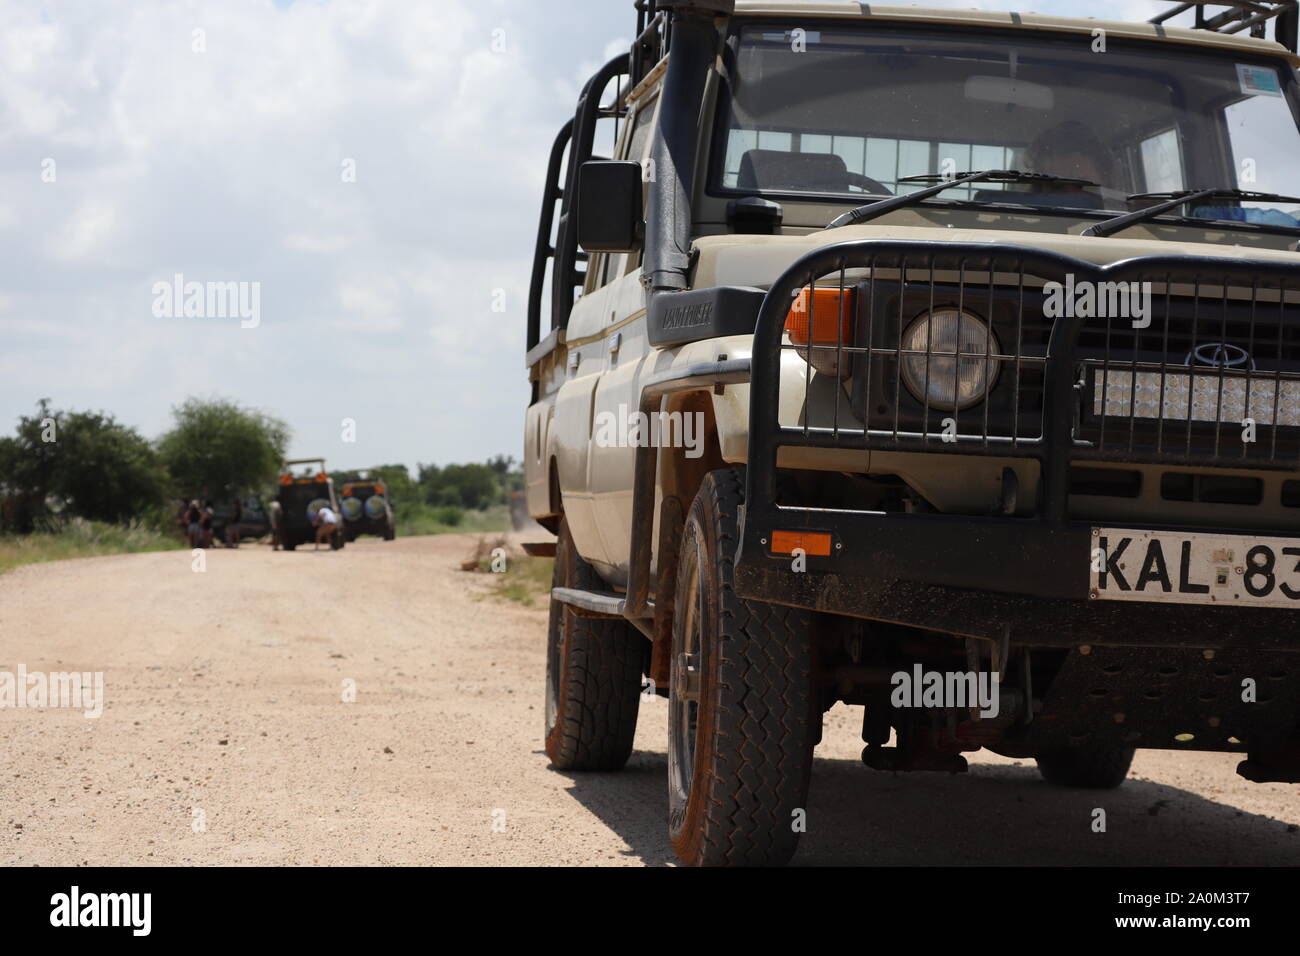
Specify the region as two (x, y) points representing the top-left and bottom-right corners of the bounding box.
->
(339, 481), (396, 542)
(525, 0), (1300, 865)
(275, 458), (345, 551)
(210, 495), (271, 542)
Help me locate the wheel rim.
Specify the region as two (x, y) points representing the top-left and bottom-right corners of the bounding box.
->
(668, 531), (704, 809)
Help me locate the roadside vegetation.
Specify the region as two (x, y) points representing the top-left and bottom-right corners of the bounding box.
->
(494, 556), (554, 605)
(0, 397), (525, 575)
(487, 554), (554, 606)
(0, 519), (178, 576)
(459, 534), (553, 607)
(396, 503), (511, 537)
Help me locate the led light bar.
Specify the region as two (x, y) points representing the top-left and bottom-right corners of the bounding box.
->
(1094, 369), (1300, 426)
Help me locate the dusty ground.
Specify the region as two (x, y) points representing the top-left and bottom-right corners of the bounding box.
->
(0, 533), (1295, 866)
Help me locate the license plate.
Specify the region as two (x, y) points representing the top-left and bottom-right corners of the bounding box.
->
(1091, 528), (1300, 608)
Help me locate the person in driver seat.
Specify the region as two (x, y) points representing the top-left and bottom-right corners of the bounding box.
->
(1027, 120), (1113, 182)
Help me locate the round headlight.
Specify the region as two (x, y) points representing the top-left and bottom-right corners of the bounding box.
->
(363, 494), (387, 519)
(899, 309), (1000, 411)
(341, 497), (363, 521)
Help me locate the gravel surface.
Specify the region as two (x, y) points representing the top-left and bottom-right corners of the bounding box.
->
(1, 533), (1296, 866)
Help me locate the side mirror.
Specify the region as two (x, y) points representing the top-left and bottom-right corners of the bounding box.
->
(577, 160), (644, 254)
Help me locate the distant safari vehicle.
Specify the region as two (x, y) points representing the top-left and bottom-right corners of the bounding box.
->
(339, 481), (396, 542)
(209, 495), (271, 542)
(275, 459), (345, 551)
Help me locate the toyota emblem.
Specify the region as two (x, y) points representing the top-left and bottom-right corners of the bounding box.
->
(1185, 342), (1255, 370)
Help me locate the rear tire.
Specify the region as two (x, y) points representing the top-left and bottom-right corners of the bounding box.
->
(543, 517), (644, 771)
(1037, 743), (1134, 789)
(668, 468), (816, 867)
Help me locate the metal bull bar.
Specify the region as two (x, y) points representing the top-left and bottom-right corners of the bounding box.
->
(732, 240), (1300, 648)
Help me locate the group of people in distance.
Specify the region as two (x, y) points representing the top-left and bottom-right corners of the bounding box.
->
(180, 499), (243, 549)
(178, 497), (337, 551)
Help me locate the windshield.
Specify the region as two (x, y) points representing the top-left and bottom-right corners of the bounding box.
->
(714, 23), (1300, 226)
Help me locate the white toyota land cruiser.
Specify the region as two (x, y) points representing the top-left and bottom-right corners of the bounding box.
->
(524, 0), (1300, 866)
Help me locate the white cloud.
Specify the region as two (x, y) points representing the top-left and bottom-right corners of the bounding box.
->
(46, 197), (119, 261)
(0, 0), (629, 469)
(0, 0), (1230, 470)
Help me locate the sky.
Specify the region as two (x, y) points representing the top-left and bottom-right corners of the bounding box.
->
(0, 0), (1212, 473)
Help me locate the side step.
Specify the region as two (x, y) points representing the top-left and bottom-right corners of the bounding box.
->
(551, 587), (626, 618)
(522, 541), (557, 557)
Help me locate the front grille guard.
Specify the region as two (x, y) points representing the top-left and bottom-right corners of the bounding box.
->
(743, 240), (1300, 541)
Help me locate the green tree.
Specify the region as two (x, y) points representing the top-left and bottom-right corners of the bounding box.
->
(366, 464), (415, 504)
(486, 454), (524, 496)
(329, 468), (364, 486)
(417, 461), (499, 510)
(1, 399), (164, 527)
(330, 464), (414, 504)
(157, 397), (290, 500)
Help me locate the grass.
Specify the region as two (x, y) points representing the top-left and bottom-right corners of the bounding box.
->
(458, 533), (553, 607)
(0, 504), (522, 578)
(395, 503), (510, 537)
(0, 518), (181, 576)
(489, 555), (554, 606)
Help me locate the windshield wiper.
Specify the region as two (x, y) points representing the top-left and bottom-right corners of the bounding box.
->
(1082, 188), (1300, 238)
(824, 169), (1100, 230)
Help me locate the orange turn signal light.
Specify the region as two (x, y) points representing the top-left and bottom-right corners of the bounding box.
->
(769, 530), (833, 557)
(278, 473), (292, 486)
(374, 482), (386, 495)
(784, 287), (856, 347)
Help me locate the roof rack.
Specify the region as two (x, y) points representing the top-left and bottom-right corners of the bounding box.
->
(1150, 2), (1298, 52)
(632, 1), (670, 89)
(631, 1), (735, 88)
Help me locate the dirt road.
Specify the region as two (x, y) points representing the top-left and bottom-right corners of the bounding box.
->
(0, 534), (1295, 866)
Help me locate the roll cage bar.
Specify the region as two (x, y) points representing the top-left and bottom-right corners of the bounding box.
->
(1151, 1), (1299, 51)
(525, 1), (730, 360)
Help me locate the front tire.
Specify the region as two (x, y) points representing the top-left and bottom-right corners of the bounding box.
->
(1036, 743), (1134, 789)
(668, 468), (816, 867)
(543, 517), (644, 771)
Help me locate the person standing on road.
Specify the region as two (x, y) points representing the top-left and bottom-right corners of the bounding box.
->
(199, 502), (216, 549)
(184, 500), (202, 548)
(226, 497), (243, 549)
(313, 505), (339, 551)
(268, 499), (283, 551)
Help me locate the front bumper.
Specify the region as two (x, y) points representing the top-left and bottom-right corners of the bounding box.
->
(345, 517), (392, 535)
(733, 240), (1300, 650)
